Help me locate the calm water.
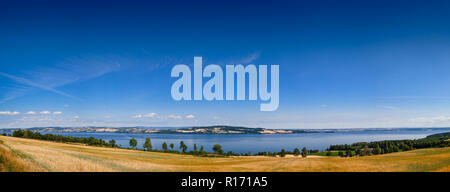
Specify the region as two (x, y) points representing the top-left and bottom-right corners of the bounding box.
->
(14, 129), (448, 153)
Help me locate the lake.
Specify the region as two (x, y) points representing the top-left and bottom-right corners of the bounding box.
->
(14, 128), (448, 153)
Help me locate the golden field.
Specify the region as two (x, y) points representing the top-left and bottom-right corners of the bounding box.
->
(0, 135), (449, 172)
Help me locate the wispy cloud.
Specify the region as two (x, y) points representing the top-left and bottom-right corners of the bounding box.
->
(409, 116), (450, 123)
(167, 115), (182, 120)
(132, 114), (143, 118)
(39, 111), (51, 115)
(143, 113), (158, 118)
(383, 106), (399, 110)
(25, 111), (36, 115)
(0, 111), (20, 115)
(214, 51), (262, 66)
(0, 72), (78, 100)
(0, 55), (122, 104)
(132, 112), (158, 119)
(382, 96), (450, 100)
(131, 112), (185, 120)
(0, 110), (65, 116)
(238, 51), (261, 64)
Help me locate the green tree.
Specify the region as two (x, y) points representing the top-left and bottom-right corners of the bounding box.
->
(400, 143), (409, 151)
(212, 144), (223, 154)
(143, 138), (152, 151)
(374, 145), (381, 155)
(193, 144), (198, 152)
(355, 148), (361, 156)
(301, 147), (307, 158)
(362, 145), (370, 156)
(162, 142), (168, 151)
(179, 141), (188, 153)
(392, 145), (399, 152)
(170, 143), (174, 150)
(199, 145), (205, 154)
(129, 138), (137, 149)
(279, 149), (286, 157)
(326, 151), (332, 156)
(385, 144), (392, 153)
(345, 150), (352, 157)
(338, 151), (344, 157)
(108, 139), (116, 147)
(293, 148), (300, 156)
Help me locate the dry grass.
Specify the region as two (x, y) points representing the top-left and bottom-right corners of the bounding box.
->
(0, 139), (47, 172)
(0, 135), (449, 172)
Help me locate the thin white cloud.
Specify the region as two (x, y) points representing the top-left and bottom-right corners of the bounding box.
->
(383, 106), (399, 110)
(40, 111), (51, 115)
(0, 111), (20, 115)
(25, 111), (36, 115)
(238, 51), (261, 64)
(185, 115), (195, 119)
(53, 111), (62, 115)
(132, 113), (158, 119)
(0, 72), (78, 100)
(214, 51), (262, 67)
(382, 96), (450, 100)
(0, 55), (123, 104)
(167, 115), (182, 120)
(143, 113), (158, 118)
(132, 113), (184, 120)
(132, 114), (143, 118)
(410, 116), (450, 123)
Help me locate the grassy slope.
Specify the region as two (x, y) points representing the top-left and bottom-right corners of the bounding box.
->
(0, 135), (449, 172)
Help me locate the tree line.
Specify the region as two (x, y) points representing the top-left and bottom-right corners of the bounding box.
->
(128, 137), (213, 156)
(10, 129), (118, 147)
(328, 132), (449, 157)
(8, 130), (226, 157)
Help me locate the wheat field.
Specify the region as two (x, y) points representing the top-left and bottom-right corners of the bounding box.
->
(0, 135), (449, 172)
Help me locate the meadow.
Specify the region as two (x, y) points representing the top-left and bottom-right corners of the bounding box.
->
(0, 135), (448, 172)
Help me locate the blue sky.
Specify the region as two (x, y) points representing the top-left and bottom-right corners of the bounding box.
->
(1, 0), (450, 128)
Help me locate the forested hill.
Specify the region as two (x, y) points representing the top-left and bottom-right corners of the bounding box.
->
(328, 132), (450, 153)
(426, 132), (450, 140)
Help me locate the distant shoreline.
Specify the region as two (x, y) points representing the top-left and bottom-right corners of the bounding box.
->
(1, 126), (450, 135)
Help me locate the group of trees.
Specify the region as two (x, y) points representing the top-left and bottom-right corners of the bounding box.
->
(328, 133), (449, 157)
(126, 137), (215, 156)
(256, 147), (309, 158)
(11, 130), (118, 148)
